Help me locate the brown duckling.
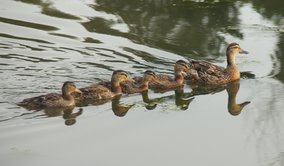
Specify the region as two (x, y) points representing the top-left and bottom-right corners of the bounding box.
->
(73, 70), (133, 103)
(187, 43), (249, 85)
(135, 60), (190, 91)
(17, 81), (82, 109)
(99, 70), (160, 94)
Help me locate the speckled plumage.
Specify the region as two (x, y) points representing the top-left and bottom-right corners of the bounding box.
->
(72, 70), (133, 103)
(99, 70), (159, 94)
(186, 43), (248, 85)
(18, 82), (81, 109)
(134, 60), (190, 91)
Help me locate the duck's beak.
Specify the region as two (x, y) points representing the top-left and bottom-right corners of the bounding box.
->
(74, 88), (82, 94)
(239, 49), (249, 54)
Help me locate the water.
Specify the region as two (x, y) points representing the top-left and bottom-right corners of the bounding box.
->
(1, 0), (284, 165)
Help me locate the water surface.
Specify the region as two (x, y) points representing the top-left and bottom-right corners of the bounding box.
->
(0, 0), (284, 166)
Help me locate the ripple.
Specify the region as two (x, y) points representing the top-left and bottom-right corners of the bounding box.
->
(0, 16), (58, 31)
(0, 33), (53, 44)
(49, 33), (79, 40)
(0, 54), (58, 63)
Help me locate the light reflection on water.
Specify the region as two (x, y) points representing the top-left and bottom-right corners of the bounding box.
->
(0, 0), (284, 166)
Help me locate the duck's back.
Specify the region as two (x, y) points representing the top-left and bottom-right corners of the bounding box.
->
(187, 60), (230, 84)
(76, 84), (115, 101)
(98, 80), (138, 94)
(18, 93), (69, 108)
(135, 74), (181, 91)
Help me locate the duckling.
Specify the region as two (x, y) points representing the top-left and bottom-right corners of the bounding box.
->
(73, 70), (133, 103)
(128, 70), (161, 93)
(135, 60), (190, 91)
(99, 70), (160, 94)
(187, 43), (249, 85)
(17, 81), (82, 109)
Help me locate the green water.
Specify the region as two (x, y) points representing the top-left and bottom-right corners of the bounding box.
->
(0, 0), (284, 166)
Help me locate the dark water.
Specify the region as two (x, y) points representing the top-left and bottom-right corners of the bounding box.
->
(0, 0), (284, 166)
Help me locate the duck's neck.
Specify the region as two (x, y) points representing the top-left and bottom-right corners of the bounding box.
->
(227, 51), (237, 67)
(111, 80), (122, 95)
(226, 52), (240, 80)
(62, 92), (74, 102)
(139, 80), (149, 91)
(227, 82), (241, 115)
(174, 71), (184, 85)
(227, 84), (239, 110)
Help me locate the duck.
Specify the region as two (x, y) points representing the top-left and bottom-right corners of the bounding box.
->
(187, 43), (249, 85)
(99, 70), (160, 94)
(72, 70), (133, 104)
(17, 81), (82, 109)
(134, 60), (190, 91)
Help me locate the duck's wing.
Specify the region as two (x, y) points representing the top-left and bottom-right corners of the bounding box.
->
(156, 74), (174, 82)
(99, 79), (141, 94)
(133, 76), (143, 84)
(121, 80), (142, 94)
(149, 74), (181, 92)
(98, 81), (112, 89)
(78, 84), (114, 100)
(18, 93), (62, 109)
(188, 60), (227, 84)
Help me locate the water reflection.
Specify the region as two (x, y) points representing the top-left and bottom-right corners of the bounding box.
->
(16, 0), (80, 20)
(251, 0), (284, 82)
(186, 80), (250, 116)
(226, 81), (250, 116)
(15, 80), (250, 120)
(0, 0), (284, 165)
(90, 0), (244, 58)
(111, 96), (134, 117)
(43, 107), (83, 126)
(141, 88), (195, 111)
(2, 106), (83, 126)
(111, 80), (250, 116)
(111, 89), (194, 117)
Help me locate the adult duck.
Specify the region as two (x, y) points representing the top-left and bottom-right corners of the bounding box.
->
(187, 43), (249, 85)
(17, 81), (82, 109)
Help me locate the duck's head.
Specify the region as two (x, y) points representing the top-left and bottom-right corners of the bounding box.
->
(226, 43), (249, 56)
(62, 81), (82, 96)
(143, 70), (159, 82)
(174, 60), (190, 75)
(111, 70), (134, 83)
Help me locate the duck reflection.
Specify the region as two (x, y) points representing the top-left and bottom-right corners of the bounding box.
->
(62, 108), (83, 126)
(141, 88), (194, 111)
(40, 107), (83, 126)
(186, 80), (250, 116)
(111, 96), (134, 117)
(174, 88), (195, 110)
(226, 81), (250, 116)
(19, 106), (83, 126)
(111, 86), (194, 116)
